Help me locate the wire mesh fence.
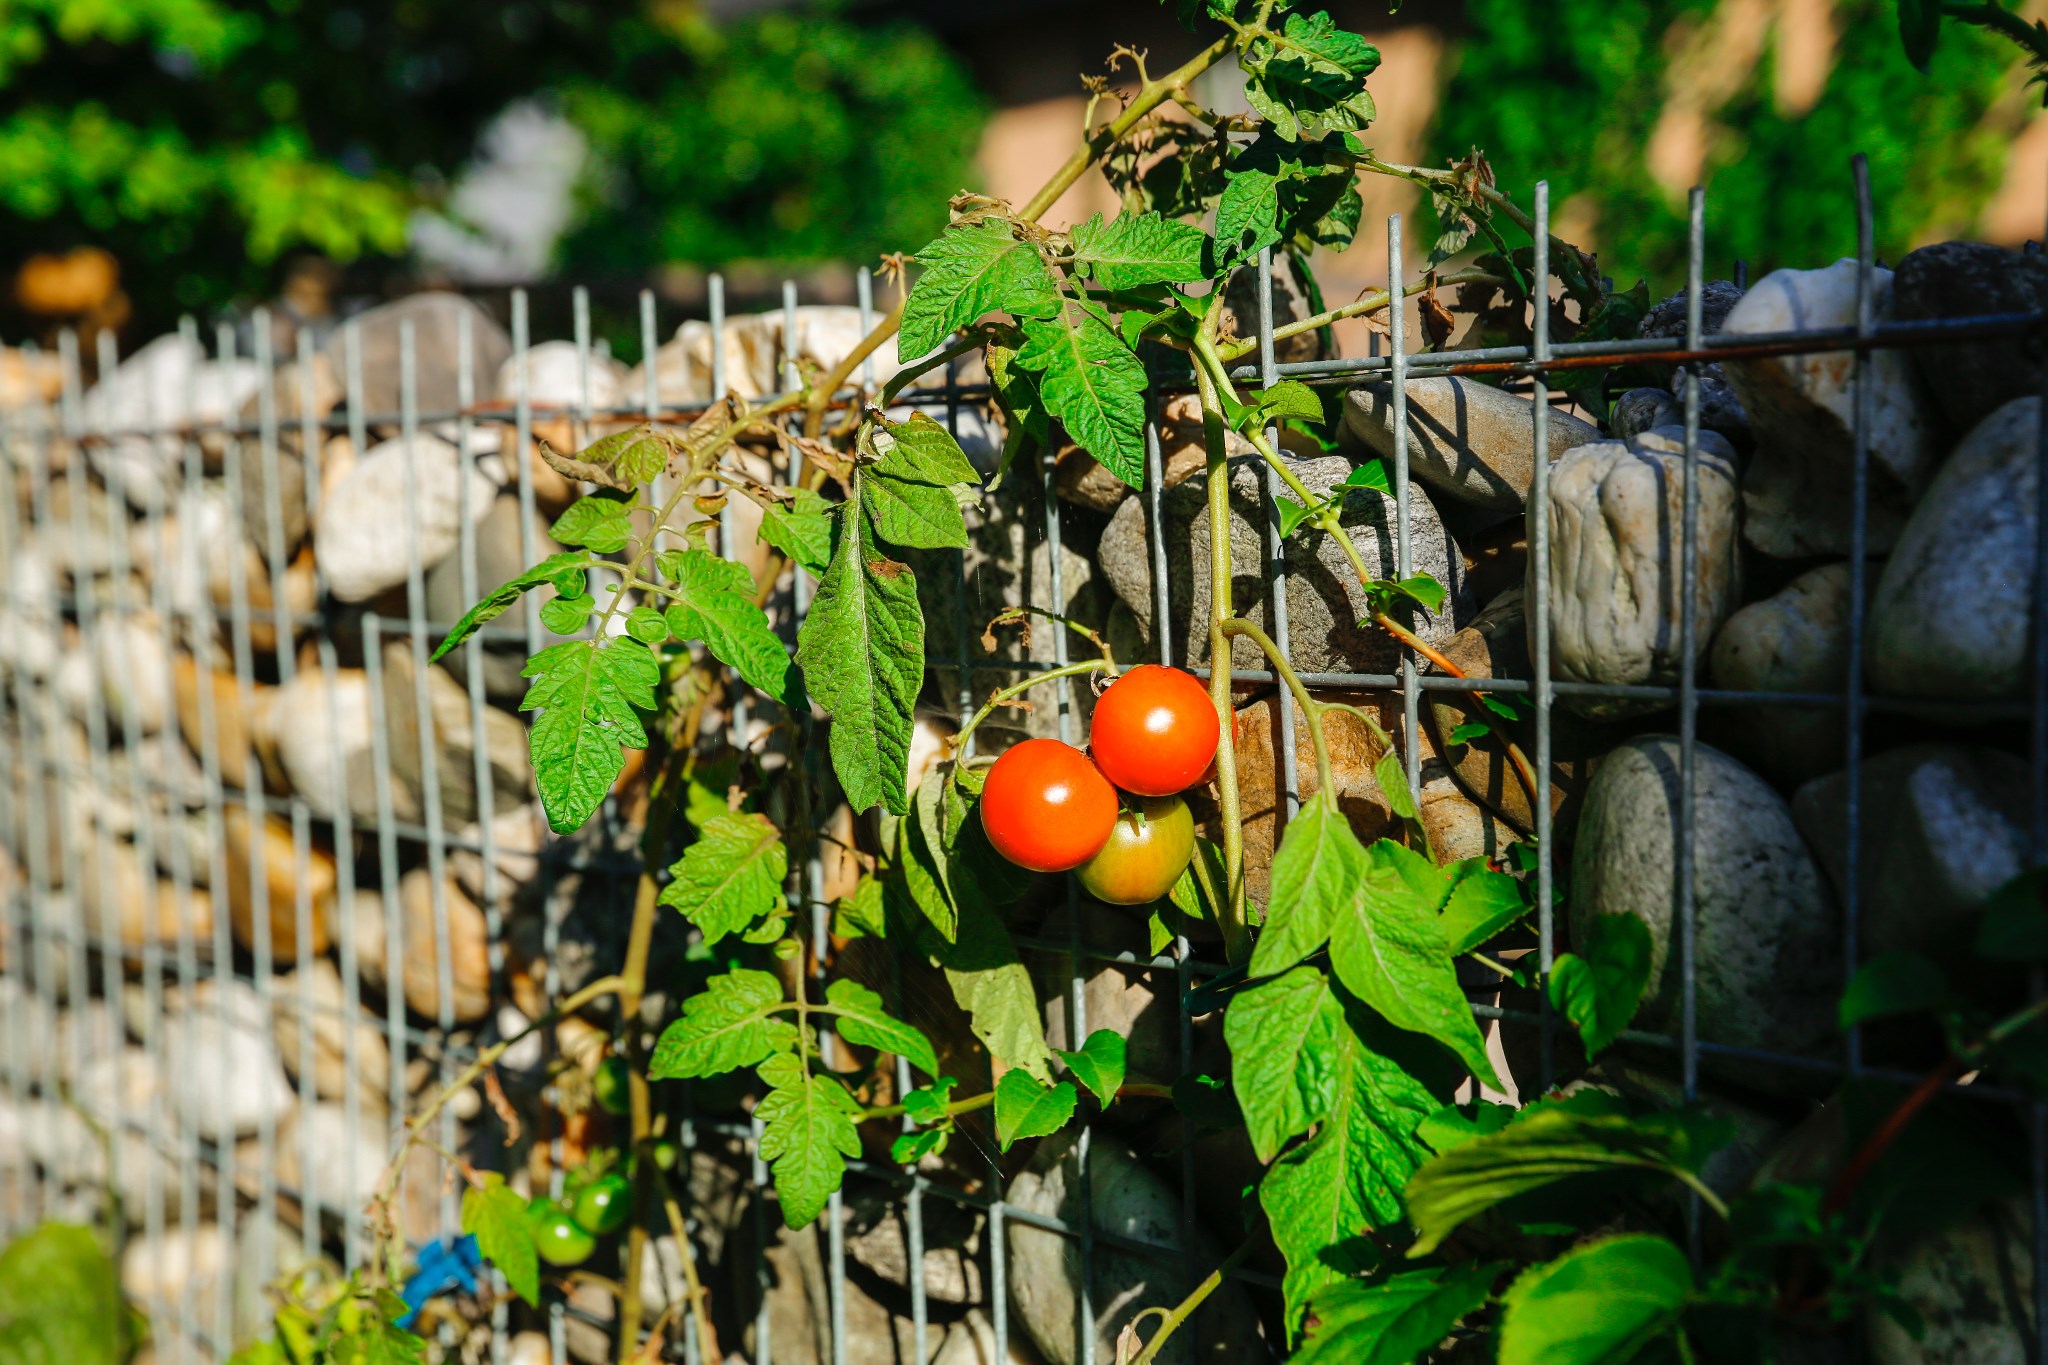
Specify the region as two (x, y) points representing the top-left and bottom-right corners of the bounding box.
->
(0, 150), (2044, 1365)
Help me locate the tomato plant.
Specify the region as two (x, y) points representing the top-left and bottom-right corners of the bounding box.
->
(572, 1175), (632, 1236)
(529, 1211), (596, 1268)
(977, 738), (1119, 872)
(1075, 796), (1196, 906)
(592, 1056), (632, 1116)
(1088, 665), (1220, 797)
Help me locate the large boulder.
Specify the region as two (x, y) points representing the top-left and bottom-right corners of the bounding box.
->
(1722, 261), (1940, 557)
(1892, 240), (2048, 435)
(1536, 428), (1742, 718)
(314, 432), (495, 603)
(1570, 737), (1838, 1068)
(1707, 563), (1853, 786)
(1792, 745), (2032, 961)
(1866, 397), (2040, 701)
(1098, 453), (1463, 677)
(1341, 375), (1601, 512)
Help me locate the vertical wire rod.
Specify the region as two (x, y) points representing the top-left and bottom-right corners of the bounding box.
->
(1529, 183), (1557, 1091)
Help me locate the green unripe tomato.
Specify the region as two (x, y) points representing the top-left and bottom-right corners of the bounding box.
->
(648, 1138), (680, 1173)
(572, 1173), (632, 1236)
(1074, 795), (1195, 906)
(593, 1056), (633, 1116)
(531, 1209), (597, 1267)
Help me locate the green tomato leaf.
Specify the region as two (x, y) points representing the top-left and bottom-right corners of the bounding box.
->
(649, 967), (798, 1079)
(1215, 168), (1284, 267)
(1255, 379), (1327, 426)
(660, 547), (803, 709)
(431, 551), (590, 660)
(986, 340), (1051, 446)
(1340, 460), (1392, 495)
(0, 1223), (132, 1365)
(1498, 1235), (1691, 1365)
(624, 605), (668, 644)
(1329, 856), (1499, 1088)
(1294, 1261), (1503, 1365)
(1549, 913), (1654, 1057)
(1251, 791), (1364, 977)
(758, 488), (836, 577)
(549, 495), (634, 554)
(538, 423), (672, 492)
(795, 475), (924, 815)
(1067, 209), (1209, 290)
(891, 1126), (950, 1164)
(1404, 1105), (1733, 1256)
(1373, 749), (1417, 821)
(994, 1070), (1078, 1151)
(538, 592), (594, 636)
(1395, 573), (1447, 614)
(1014, 304), (1148, 489)
(1242, 11), (1381, 142)
(900, 220), (1062, 358)
(938, 889), (1058, 1083)
(875, 411), (983, 487)
(520, 636), (659, 834)
(658, 812), (788, 946)
(1447, 721), (1491, 746)
(1975, 868), (2048, 961)
(1274, 494), (1329, 539)
(1415, 1099), (1517, 1155)
(901, 1075), (957, 1126)
(1440, 861), (1532, 956)
(461, 1176), (540, 1307)
(1056, 1029), (1127, 1107)
(1227, 964), (1345, 1162)
(864, 472), (969, 550)
(832, 875), (888, 940)
(825, 977), (941, 1078)
(756, 1051), (863, 1229)
(1839, 950), (1951, 1030)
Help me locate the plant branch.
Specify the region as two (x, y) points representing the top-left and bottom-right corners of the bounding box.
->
(614, 868), (664, 1364)
(1213, 267), (1509, 363)
(859, 1088), (999, 1124)
(982, 604), (1118, 672)
(1219, 617), (1332, 796)
(1127, 1242), (1255, 1365)
(952, 658), (1112, 755)
(1942, 1), (2048, 64)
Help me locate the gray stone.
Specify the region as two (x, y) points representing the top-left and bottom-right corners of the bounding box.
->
(1723, 261), (1940, 557)
(1707, 563), (1852, 785)
(1893, 240), (2048, 434)
(1006, 1135), (1267, 1365)
(1570, 737), (1838, 1065)
(1610, 387), (1682, 440)
(844, 1191), (986, 1307)
(1638, 281), (1753, 449)
(1537, 427), (1742, 718)
(1340, 375), (1602, 512)
(1098, 454), (1463, 677)
(314, 432), (495, 603)
(378, 639), (533, 830)
(1867, 397), (2040, 701)
(1792, 744), (2032, 961)
(233, 352), (343, 560)
(1870, 1197), (2034, 1365)
(427, 494), (569, 703)
(324, 293), (511, 420)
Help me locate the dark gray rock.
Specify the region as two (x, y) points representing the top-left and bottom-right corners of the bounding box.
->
(1638, 281), (1752, 448)
(1610, 387), (1682, 440)
(1869, 1197), (2035, 1365)
(1893, 240), (2048, 434)
(323, 293), (511, 421)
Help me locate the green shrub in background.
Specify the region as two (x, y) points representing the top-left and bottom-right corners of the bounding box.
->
(1432, 0), (2020, 288)
(0, 0), (983, 332)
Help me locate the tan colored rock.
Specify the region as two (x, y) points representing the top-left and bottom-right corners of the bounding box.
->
(353, 871), (492, 1022)
(222, 808), (335, 960)
(1708, 563), (1852, 785)
(273, 958), (392, 1108)
(173, 655), (273, 789)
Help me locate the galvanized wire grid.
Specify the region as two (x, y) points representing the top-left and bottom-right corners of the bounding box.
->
(0, 152), (2044, 1364)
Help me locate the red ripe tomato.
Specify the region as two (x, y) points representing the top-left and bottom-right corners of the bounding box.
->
(1089, 666), (1220, 797)
(1076, 796), (1196, 906)
(979, 739), (1118, 872)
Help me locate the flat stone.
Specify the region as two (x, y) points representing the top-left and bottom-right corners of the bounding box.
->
(1867, 397), (2040, 701)
(1098, 453), (1463, 677)
(1892, 240), (2048, 434)
(1723, 260), (1940, 557)
(1792, 744), (2032, 961)
(323, 293), (511, 420)
(1637, 282), (1753, 449)
(1537, 427), (1742, 718)
(313, 432), (494, 603)
(1341, 375), (1602, 512)
(1570, 737), (1838, 1068)
(1707, 563), (1852, 785)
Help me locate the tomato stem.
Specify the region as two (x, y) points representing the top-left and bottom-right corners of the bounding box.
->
(1127, 1241), (1255, 1365)
(953, 658), (1113, 756)
(1219, 616), (1335, 798)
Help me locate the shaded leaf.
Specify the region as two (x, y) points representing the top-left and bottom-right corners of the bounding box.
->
(1498, 1235), (1690, 1365)
(1976, 868), (2048, 961)
(659, 812), (787, 945)
(995, 1070), (1078, 1150)
(1295, 1261), (1503, 1365)
(461, 1177), (539, 1307)
(1839, 950), (1951, 1029)
(1549, 913), (1653, 1057)
(1056, 1029), (1127, 1107)
(1215, 168), (1283, 266)
(826, 977), (940, 1078)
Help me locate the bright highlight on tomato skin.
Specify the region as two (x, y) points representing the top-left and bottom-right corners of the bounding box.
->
(979, 738), (1118, 872)
(1088, 665), (1221, 798)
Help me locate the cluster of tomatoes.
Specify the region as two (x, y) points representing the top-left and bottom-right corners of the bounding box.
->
(524, 1058), (678, 1266)
(978, 665), (1220, 905)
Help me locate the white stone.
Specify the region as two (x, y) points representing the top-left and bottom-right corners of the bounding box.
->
(1341, 375), (1602, 511)
(1538, 427), (1742, 717)
(313, 433), (494, 602)
(1707, 562), (1852, 784)
(275, 1102), (388, 1214)
(121, 1223), (230, 1317)
(273, 958), (393, 1108)
(162, 977), (297, 1140)
(258, 667), (382, 823)
(82, 334), (263, 509)
(1723, 259), (1940, 557)
(627, 304), (904, 405)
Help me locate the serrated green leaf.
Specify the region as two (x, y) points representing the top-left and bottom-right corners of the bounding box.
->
(461, 1177), (540, 1306)
(1251, 791), (1363, 977)
(901, 1075), (957, 1126)
(1372, 839), (1454, 912)
(1404, 1106), (1732, 1257)
(759, 488), (835, 577)
(1416, 1099), (1517, 1155)
(1396, 573), (1447, 614)
(826, 977), (940, 1077)
(1330, 857), (1498, 1088)
(520, 637), (659, 833)
(1550, 913), (1653, 1057)
(876, 411), (981, 486)
(660, 547), (804, 709)
(1056, 1029), (1127, 1107)
(1477, 691), (1524, 721)
(864, 472), (969, 550)
(1227, 964), (1345, 1162)
(1014, 306), (1148, 489)
(540, 423), (671, 491)
(1839, 949), (1951, 1030)
(1256, 379), (1326, 426)
(1441, 861), (1530, 955)
(649, 967), (797, 1078)
(900, 220), (1062, 359)
(1243, 11), (1381, 141)
(995, 1070), (1077, 1150)
(1295, 1261), (1503, 1365)
(658, 812), (787, 945)
(1259, 990), (1440, 1334)
(796, 475), (923, 815)
(431, 551), (590, 660)
(1498, 1236), (1690, 1365)
(1067, 210), (1209, 290)
(625, 605), (667, 643)
(549, 495), (633, 553)
(986, 340), (1050, 446)
(0, 1223), (130, 1365)
(538, 592), (594, 636)
(756, 1050), (863, 1228)
(1215, 169), (1283, 266)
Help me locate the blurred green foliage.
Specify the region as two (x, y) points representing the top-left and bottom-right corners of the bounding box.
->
(0, 0), (983, 331)
(1432, 0), (2021, 291)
